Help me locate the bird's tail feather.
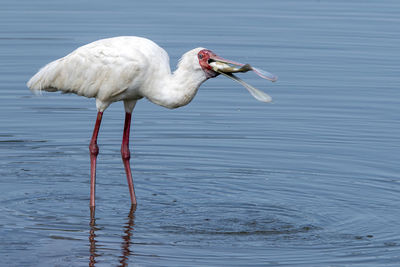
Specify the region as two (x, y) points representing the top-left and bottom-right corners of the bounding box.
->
(27, 59), (63, 94)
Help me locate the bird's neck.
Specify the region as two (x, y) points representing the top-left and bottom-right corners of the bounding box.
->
(146, 66), (208, 109)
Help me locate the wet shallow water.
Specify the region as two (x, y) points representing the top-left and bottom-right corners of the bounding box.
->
(1, 0), (400, 266)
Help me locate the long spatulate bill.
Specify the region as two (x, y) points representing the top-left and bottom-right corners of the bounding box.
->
(217, 71), (272, 103)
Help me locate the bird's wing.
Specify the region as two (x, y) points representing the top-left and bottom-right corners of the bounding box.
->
(28, 40), (145, 102)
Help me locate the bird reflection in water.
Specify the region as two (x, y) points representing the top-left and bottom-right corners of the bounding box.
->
(89, 205), (137, 266)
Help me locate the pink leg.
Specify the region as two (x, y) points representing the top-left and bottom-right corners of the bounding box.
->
(89, 111), (103, 207)
(121, 112), (137, 205)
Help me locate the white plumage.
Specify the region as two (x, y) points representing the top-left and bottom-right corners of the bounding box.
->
(28, 36), (207, 112)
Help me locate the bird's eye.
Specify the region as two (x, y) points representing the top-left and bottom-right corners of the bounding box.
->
(198, 54), (203, 59)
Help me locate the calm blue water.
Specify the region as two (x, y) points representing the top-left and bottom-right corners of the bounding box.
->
(1, 0), (400, 266)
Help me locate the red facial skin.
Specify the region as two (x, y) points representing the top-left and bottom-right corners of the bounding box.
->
(197, 49), (220, 78)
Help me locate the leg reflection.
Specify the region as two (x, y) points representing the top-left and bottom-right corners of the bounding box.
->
(119, 204), (137, 267)
(88, 205), (137, 267)
(89, 206), (99, 267)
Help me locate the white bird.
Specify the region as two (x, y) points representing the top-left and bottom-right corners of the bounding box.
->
(27, 36), (277, 207)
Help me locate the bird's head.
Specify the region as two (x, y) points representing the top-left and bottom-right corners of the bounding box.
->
(197, 49), (221, 78)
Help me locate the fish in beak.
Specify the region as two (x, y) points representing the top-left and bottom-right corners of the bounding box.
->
(198, 49), (277, 103)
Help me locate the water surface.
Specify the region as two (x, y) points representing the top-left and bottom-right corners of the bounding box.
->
(1, 0), (399, 266)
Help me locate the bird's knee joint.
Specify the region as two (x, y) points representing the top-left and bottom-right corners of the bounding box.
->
(89, 143), (99, 156)
(121, 147), (130, 160)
